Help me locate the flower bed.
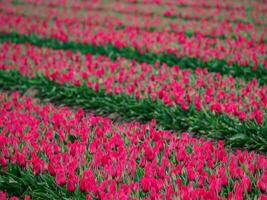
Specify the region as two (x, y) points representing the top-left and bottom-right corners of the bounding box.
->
(0, 42), (266, 123)
(0, 0), (266, 198)
(1, 2), (266, 42)
(0, 92), (267, 199)
(0, 13), (266, 73)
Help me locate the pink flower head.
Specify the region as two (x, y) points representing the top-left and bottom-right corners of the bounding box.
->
(0, 192), (7, 200)
(55, 168), (66, 186)
(24, 195), (31, 200)
(140, 177), (151, 192)
(10, 197), (19, 200)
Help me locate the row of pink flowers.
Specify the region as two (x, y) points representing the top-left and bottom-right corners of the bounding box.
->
(0, 42), (266, 124)
(7, 0), (267, 26)
(1, 1), (266, 43)
(123, 0), (267, 12)
(0, 193), (30, 200)
(0, 13), (266, 70)
(0, 91), (267, 199)
(15, 0), (267, 15)
(93, 2), (267, 26)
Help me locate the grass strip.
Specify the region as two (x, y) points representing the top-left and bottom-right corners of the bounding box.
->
(0, 32), (266, 85)
(0, 69), (266, 151)
(0, 164), (87, 200)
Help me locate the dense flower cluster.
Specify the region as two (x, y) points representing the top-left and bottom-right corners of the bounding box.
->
(0, 12), (266, 69)
(2, 1), (266, 43)
(5, 0), (267, 25)
(0, 92), (267, 199)
(1, 42), (266, 124)
(19, 0), (267, 12)
(0, 0), (266, 199)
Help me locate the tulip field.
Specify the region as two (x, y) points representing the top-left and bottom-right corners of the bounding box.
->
(0, 0), (266, 199)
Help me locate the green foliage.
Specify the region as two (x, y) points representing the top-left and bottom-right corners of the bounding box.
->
(185, 29), (194, 37)
(0, 70), (266, 151)
(0, 164), (86, 199)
